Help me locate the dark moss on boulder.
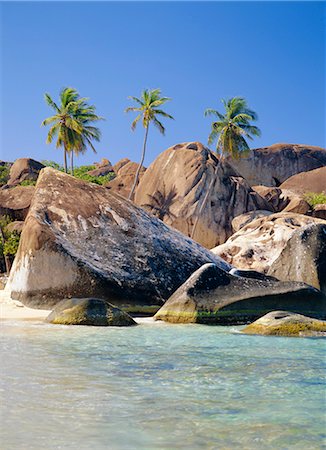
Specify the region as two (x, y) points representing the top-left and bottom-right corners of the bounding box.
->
(46, 298), (137, 326)
(154, 263), (326, 325)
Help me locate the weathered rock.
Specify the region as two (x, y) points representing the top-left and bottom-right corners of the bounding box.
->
(106, 161), (146, 198)
(268, 223), (326, 294)
(212, 213), (326, 274)
(113, 158), (131, 174)
(228, 143), (326, 187)
(46, 298), (137, 326)
(280, 166), (326, 195)
(312, 204), (326, 220)
(87, 165), (115, 177)
(154, 264), (325, 324)
(242, 311), (326, 337)
(5, 221), (24, 234)
(281, 194), (310, 214)
(0, 186), (35, 220)
(134, 142), (271, 248)
(7, 158), (44, 186)
(252, 186), (311, 214)
(232, 210), (272, 232)
(6, 167), (230, 311)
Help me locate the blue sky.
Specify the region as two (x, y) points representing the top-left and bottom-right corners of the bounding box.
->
(0, 1), (325, 167)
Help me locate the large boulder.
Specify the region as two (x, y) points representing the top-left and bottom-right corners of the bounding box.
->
(268, 223), (326, 294)
(154, 264), (325, 324)
(46, 298), (137, 326)
(134, 142), (271, 248)
(0, 186), (35, 220)
(212, 213), (326, 282)
(7, 158), (45, 186)
(242, 311), (326, 337)
(280, 166), (326, 195)
(6, 167), (230, 311)
(106, 161), (146, 198)
(113, 158), (131, 174)
(228, 143), (326, 187)
(231, 210), (272, 232)
(253, 185), (310, 214)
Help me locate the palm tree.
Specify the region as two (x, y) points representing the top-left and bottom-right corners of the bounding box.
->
(125, 88), (174, 200)
(41, 87), (102, 174)
(191, 97), (260, 240)
(142, 186), (177, 221)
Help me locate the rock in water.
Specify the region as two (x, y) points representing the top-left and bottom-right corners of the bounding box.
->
(268, 223), (326, 294)
(212, 213), (326, 277)
(6, 168), (230, 311)
(134, 142), (270, 248)
(228, 143), (326, 187)
(154, 264), (326, 325)
(46, 298), (137, 326)
(242, 311), (326, 337)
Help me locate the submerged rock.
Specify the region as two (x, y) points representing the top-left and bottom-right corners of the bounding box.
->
(154, 263), (325, 325)
(134, 142), (270, 248)
(242, 311), (326, 337)
(6, 167), (229, 311)
(46, 298), (137, 326)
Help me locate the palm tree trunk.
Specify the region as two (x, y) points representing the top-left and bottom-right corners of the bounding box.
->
(70, 151), (74, 176)
(191, 163), (219, 241)
(63, 146), (68, 173)
(129, 124), (149, 201)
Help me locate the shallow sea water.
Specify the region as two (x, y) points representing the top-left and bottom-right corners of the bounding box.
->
(0, 319), (325, 450)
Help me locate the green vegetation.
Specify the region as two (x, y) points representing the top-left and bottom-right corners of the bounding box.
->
(41, 160), (64, 171)
(20, 179), (37, 186)
(191, 97), (260, 239)
(73, 165), (115, 185)
(0, 216), (20, 273)
(304, 192), (326, 208)
(42, 87), (103, 174)
(0, 164), (10, 187)
(125, 88), (174, 200)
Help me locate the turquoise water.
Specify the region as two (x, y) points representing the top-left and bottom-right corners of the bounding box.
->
(0, 319), (325, 450)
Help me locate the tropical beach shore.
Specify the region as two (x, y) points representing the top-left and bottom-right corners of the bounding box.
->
(0, 290), (50, 321)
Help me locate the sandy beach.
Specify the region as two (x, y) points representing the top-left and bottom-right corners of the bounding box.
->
(0, 289), (50, 321)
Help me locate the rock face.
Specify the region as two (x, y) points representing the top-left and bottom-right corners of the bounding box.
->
(106, 161), (146, 198)
(154, 264), (325, 324)
(231, 210), (272, 232)
(6, 167), (230, 311)
(280, 166), (326, 195)
(253, 186), (310, 214)
(0, 186), (35, 220)
(113, 158), (131, 174)
(46, 298), (137, 326)
(87, 165), (115, 177)
(242, 311), (326, 337)
(134, 142), (271, 248)
(212, 213), (326, 276)
(268, 223), (326, 294)
(228, 143), (326, 187)
(7, 158), (44, 186)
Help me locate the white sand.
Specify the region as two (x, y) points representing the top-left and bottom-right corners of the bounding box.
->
(0, 290), (50, 321)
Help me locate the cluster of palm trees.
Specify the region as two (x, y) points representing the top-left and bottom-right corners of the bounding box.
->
(42, 88), (261, 206)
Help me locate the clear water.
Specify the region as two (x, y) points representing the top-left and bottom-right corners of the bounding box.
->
(1, 319), (325, 450)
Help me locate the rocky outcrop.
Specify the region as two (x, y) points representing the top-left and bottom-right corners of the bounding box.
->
(87, 165), (115, 177)
(212, 213), (326, 275)
(106, 161), (146, 198)
(231, 210), (272, 232)
(154, 264), (325, 324)
(134, 142), (271, 248)
(280, 166), (326, 195)
(46, 298), (137, 326)
(268, 223), (326, 294)
(228, 143), (326, 187)
(312, 204), (326, 220)
(113, 158), (131, 174)
(0, 186), (35, 220)
(6, 167), (230, 311)
(253, 186), (310, 214)
(7, 158), (44, 186)
(242, 311), (326, 337)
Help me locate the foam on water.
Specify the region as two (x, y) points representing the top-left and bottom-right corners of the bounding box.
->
(1, 320), (325, 449)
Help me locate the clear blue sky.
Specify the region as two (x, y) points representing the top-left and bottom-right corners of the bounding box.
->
(0, 1), (325, 167)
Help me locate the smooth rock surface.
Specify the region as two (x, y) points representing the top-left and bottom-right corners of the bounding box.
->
(154, 264), (325, 324)
(0, 186), (35, 220)
(106, 161), (146, 198)
(7, 158), (44, 186)
(228, 143), (326, 187)
(212, 213), (326, 275)
(46, 298), (137, 326)
(134, 142), (270, 248)
(6, 167), (230, 311)
(242, 311), (326, 337)
(280, 166), (326, 195)
(268, 223), (326, 293)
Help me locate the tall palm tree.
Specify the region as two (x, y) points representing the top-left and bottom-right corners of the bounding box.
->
(41, 87), (102, 174)
(125, 88), (174, 200)
(191, 97), (261, 240)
